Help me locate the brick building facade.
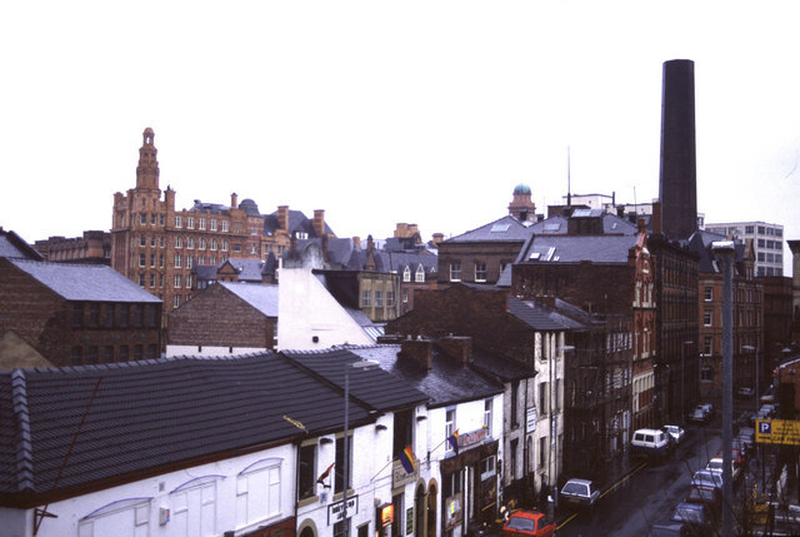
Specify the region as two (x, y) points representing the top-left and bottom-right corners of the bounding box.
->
(111, 128), (334, 325)
(0, 257), (162, 367)
(34, 231), (111, 265)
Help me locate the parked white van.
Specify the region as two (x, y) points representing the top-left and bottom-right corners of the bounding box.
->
(630, 428), (671, 459)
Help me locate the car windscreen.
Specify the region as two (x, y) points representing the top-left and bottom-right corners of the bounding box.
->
(562, 483), (587, 495)
(506, 517), (536, 532)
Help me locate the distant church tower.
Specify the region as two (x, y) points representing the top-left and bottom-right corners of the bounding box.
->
(508, 184), (536, 222)
(659, 59), (698, 240)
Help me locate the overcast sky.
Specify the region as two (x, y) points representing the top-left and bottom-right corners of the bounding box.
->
(2, 1), (799, 269)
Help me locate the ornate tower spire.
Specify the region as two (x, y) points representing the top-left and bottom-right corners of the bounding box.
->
(136, 127), (160, 190)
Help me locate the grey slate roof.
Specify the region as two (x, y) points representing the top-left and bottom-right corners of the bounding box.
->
(0, 353), (370, 498)
(445, 215), (534, 243)
(7, 259), (161, 303)
(283, 347), (429, 412)
(219, 282), (279, 317)
(528, 213), (638, 236)
(0, 229), (44, 260)
(507, 297), (578, 331)
(687, 229), (747, 273)
(264, 209), (335, 238)
(517, 234), (638, 264)
(377, 251), (438, 278)
(223, 258), (269, 282)
(345, 345), (505, 408)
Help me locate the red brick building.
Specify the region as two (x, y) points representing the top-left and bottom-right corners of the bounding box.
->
(111, 128), (335, 323)
(167, 281), (277, 355)
(513, 211), (657, 430)
(34, 230), (111, 265)
(0, 257), (162, 367)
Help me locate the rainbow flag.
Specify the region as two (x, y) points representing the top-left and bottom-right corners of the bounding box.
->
(448, 429), (460, 455)
(399, 445), (415, 474)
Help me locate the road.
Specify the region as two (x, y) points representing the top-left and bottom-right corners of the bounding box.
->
(556, 422), (724, 536)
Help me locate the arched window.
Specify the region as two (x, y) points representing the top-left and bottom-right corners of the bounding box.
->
(415, 264), (425, 283)
(403, 266), (411, 282)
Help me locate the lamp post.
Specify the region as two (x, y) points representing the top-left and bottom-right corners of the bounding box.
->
(712, 240), (735, 537)
(681, 341), (693, 427)
(342, 359), (378, 537)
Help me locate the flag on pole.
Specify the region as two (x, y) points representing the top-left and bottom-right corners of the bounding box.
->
(448, 429), (460, 455)
(399, 445), (415, 474)
(316, 462), (335, 485)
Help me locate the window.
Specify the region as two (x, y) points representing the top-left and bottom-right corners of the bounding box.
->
(139, 253), (146, 267)
(375, 290), (383, 307)
(160, 237), (165, 248)
(140, 213), (147, 225)
(150, 254), (155, 267)
(160, 214), (165, 226)
(132, 304), (143, 328)
(449, 261), (461, 282)
(233, 244), (242, 253)
(474, 262), (487, 282)
(199, 238), (207, 250)
(77, 498), (151, 537)
(175, 216), (183, 228)
(71, 346), (82, 365)
(222, 220), (229, 232)
(174, 275), (182, 288)
(103, 304), (114, 328)
(174, 254), (182, 268)
(151, 213), (157, 225)
(149, 273), (155, 288)
(222, 239), (228, 251)
(298, 443), (317, 500)
(704, 287), (713, 301)
(138, 273), (145, 287)
(133, 345), (143, 361)
(170, 479), (217, 537)
(237, 459), (282, 528)
(445, 408), (456, 453)
(510, 381), (519, 426)
(539, 382), (547, 415)
(335, 435), (352, 493)
(745, 225), (754, 234)
(386, 291), (395, 308)
(150, 236), (156, 247)
(703, 309), (712, 327)
(703, 336), (713, 356)
(147, 304), (158, 328)
(187, 237), (195, 249)
(403, 266), (411, 282)
(72, 303), (83, 328)
(119, 345), (129, 362)
(210, 239), (218, 251)
(104, 346), (114, 362)
(159, 254), (164, 268)
(701, 366), (714, 381)
(186, 255), (194, 269)
(199, 218), (206, 230)
(186, 217), (194, 229)
(415, 264), (425, 283)
(186, 275), (193, 289)
(403, 289), (409, 303)
(119, 304), (129, 328)
(173, 295), (181, 308)
(140, 235), (146, 247)
(484, 399), (493, 437)
(211, 219), (218, 231)
(362, 290), (371, 307)
(539, 436), (547, 467)
(175, 236), (183, 248)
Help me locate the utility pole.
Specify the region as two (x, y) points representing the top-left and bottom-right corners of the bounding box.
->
(713, 240), (735, 536)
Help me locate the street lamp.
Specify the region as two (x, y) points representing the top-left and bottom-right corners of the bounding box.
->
(343, 359), (379, 537)
(681, 341), (694, 427)
(712, 239), (736, 537)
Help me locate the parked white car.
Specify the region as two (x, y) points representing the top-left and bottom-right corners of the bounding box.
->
(706, 457), (741, 482)
(662, 425), (685, 445)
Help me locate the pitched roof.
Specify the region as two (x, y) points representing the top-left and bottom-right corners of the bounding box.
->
(0, 353), (369, 499)
(687, 229), (747, 273)
(517, 234), (638, 264)
(263, 209), (335, 238)
(222, 258), (268, 282)
(344, 345), (505, 408)
(283, 347), (428, 411)
(219, 282), (279, 317)
(445, 215), (534, 243)
(507, 297), (579, 331)
(529, 213), (637, 236)
(0, 228), (44, 260)
(6, 259), (161, 303)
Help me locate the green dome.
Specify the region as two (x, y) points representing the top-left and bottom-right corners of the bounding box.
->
(513, 184), (531, 196)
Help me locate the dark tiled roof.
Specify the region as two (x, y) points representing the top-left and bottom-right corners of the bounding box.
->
(0, 229), (44, 260)
(446, 215), (534, 243)
(687, 230), (747, 273)
(264, 210), (335, 238)
(378, 251), (438, 276)
(529, 213), (638, 236)
(507, 297), (577, 331)
(345, 345), (505, 408)
(195, 265), (218, 281)
(7, 259), (161, 303)
(469, 347), (534, 383)
(223, 258), (268, 282)
(517, 234), (638, 264)
(0, 353), (369, 497)
(220, 282), (279, 317)
(283, 347), (428, 412)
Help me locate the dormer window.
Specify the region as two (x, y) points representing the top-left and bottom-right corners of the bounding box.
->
(403, 266), (411, 282)
(415, 264), (425, 283)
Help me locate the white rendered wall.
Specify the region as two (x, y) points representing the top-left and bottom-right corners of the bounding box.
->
(277, 267), (372, 351)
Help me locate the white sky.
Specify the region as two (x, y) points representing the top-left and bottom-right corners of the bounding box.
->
(2, 1), (799, 268)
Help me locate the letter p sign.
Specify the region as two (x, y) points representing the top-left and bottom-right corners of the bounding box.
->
(759, 421), (772, 435)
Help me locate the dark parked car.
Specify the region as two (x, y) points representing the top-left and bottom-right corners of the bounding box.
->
(649, 523), (692, 536)
(671, 501), (712, 530)
(690, 470), (723, 490)
(686, 485), (722, 511)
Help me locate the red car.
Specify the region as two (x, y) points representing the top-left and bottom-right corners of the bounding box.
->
(502, 510), (557, 537)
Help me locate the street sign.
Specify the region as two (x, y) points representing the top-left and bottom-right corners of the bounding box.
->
(755, 419), (800, 446)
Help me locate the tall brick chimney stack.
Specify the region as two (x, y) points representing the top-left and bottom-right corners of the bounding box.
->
(231, 192), (238, 210)
(659, 59), (697, 240)
(399, 336), (432, 372)
(313, 210), (326, 238)
(277, 205), (289, 231)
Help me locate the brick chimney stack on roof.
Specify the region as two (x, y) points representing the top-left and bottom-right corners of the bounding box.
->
(313, 210), (326, 238)
(400, 336), (432, 372)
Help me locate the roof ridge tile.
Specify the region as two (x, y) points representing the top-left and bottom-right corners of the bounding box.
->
(10, 370), (34, 492)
